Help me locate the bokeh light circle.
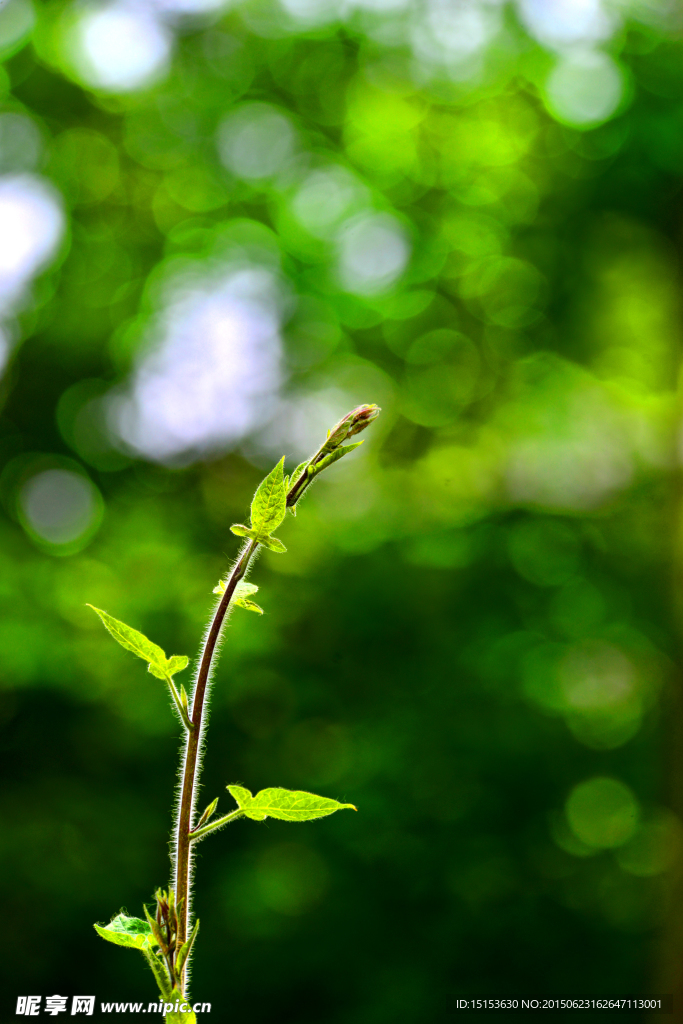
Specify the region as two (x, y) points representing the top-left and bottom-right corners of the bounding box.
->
(18, 468), (104, 552)
(565, 776), (639, 849)
(544, 50), (624, 127)
(69, 3), (172, 93)
(336, 213), (410, 295)
(0, 174), (64, 312)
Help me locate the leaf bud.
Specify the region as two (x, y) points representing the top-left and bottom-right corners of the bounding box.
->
(327, 404), (381, 448)
(346, 403), (381, 437)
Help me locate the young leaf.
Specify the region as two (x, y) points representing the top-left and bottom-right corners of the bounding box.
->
(164, 991), (197, 1024)
(289, 461), (309, 488)
(87, 606), (166, 674)
(230, 524), (257, 539)
(94, 914), (157, 951)
(166, 655), (189, 677)
(312, 441), (364, 477)
(259, 536), (287, 554)
(175, 918), (200, 975)
(226, 785), (357, 822)
(213, 579), (259, 599)
(250, 457), (286, 535)
(196, 798), (219, 830)
(234, 597), (263, 614)
(141, 947), (171, 1001)
(148, 654), (189, 682)
(142, 904), (166, 952)
(88, 606), (189, 688)
(147, 662), (169, 681)
(235, 581), (258, 598)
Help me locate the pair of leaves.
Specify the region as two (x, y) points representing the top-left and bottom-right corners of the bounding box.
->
(212, 579), (263, 615)
(227, 785), (356, 822)
(230, 524), (287, 553)
(87, 606), (189, 681)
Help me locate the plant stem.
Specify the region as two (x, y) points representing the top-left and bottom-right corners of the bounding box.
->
(171, 404), (379, 994)
(173, 472), (318, 975)
(173, 537), (257, 988)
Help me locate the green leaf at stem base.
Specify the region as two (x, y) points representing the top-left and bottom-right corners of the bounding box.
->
(94, 913), (157, 951)
(163, 991), (197, 1024)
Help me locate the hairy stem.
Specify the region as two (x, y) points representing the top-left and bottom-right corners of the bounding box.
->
(171, 404), (379, 994)
(173, 537), (257, 988)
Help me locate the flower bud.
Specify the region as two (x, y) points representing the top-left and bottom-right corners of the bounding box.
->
(347, 403), (381, 437)
(327, 404), (381, 447)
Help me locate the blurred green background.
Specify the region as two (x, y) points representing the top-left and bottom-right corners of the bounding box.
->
(2, 0), (683, 1019)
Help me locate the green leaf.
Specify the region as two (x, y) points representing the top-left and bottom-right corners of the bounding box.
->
(148, 653), (189, 681)
(230, 524), (257, 539)
(227, 785), (357, 822)
(94, 914), (157, 951)
(212, 579), (263, 611)
(259, 535), (287, 554)
(142, 904), (165, 951)
(289, 461), (309, 488)
(87, 605), (166, 674)
(166, 655), (189, 677)
(175, 919), (199, 975)
(163, 991), (197, 1024)
(312, 441), (364, 477)
(234, 598), (263, 614)
(142, 948), (171, 1001)
(147, 662), (168, 681)
(250, 457), (286, 535)
(196, 797), (219, 830)
(213, 579), (259, 599)
(88, 606), (189, 687)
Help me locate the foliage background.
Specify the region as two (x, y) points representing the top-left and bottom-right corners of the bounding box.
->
(1, 0), (683, 1019)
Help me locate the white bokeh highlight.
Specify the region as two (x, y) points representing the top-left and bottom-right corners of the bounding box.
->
(70, 3), (172, 92)
(20, 469), (102, 546)
(0, 174), (64, 314)
(545, 49), (624, 126)
(336, 213), (410, 295)
(217, 104), (296, 182)
(291, 166), (369, 240)
(411, 0), (502, 73)
(110, 266), (284, 463)
(516, 0), (615, 49)
(148, 0), (231, 13)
